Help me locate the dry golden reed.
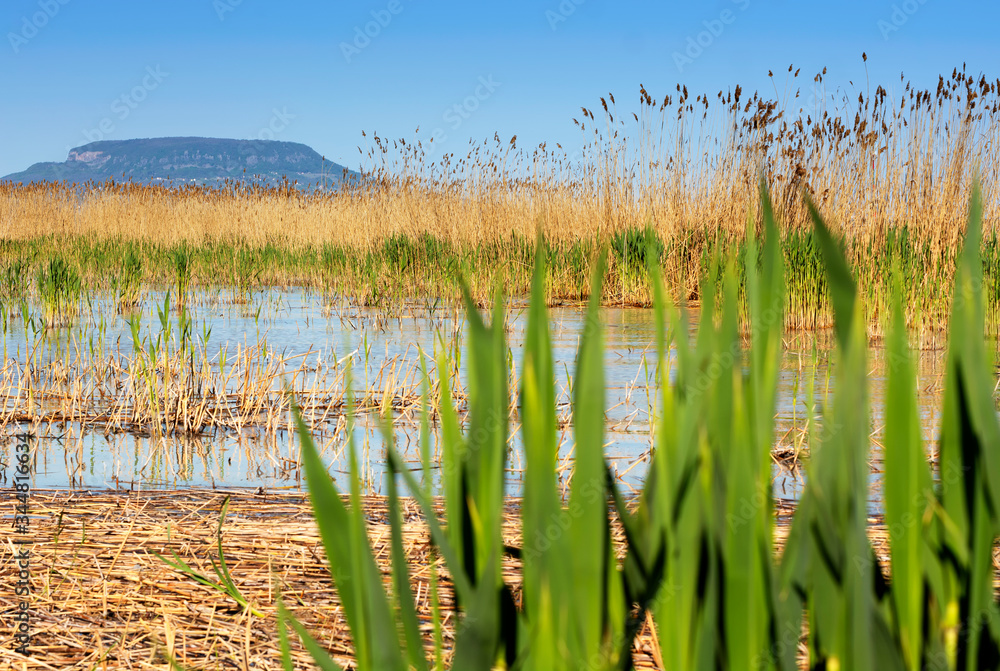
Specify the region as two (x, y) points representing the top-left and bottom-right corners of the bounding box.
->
(0, 64), (997, 330)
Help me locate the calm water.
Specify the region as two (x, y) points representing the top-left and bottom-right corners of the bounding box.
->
(0, 289), (958, 508)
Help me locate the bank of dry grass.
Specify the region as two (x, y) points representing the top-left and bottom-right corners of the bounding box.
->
(0, 489), (709, 670)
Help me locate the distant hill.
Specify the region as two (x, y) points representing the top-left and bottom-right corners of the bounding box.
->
(2, 137), (355, 189)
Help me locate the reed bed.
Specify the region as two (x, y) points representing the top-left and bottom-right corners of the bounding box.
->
(1, 64), (998, 332)
(0, 328), (437, 438)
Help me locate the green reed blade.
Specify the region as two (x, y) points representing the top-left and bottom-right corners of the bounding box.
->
(429, 557), (445, 671)
(460, 283), (508, 577)
(724, 301), (769, 671)
(275, 593), (294, 671)
(651, 304), (709, 669)
(386, 446), (473, 600)
(519, 233), (564, 668)
(806, 197), (856, 352)
(385, 444), (496, 670)
(450, 545), (506, 671)
(419, 350), (433, 493)
(603, 244), (672, 666)
(692, 432), (722, 668)
(383, 418), (430, 671)
(934, 180), (1000, 669)
(278, 598), (345, 671)
(643, 237), (669, 560)
(348, 405), (407, 671)
(211, 497), (249, 611)
(154, 550), (222, 593)
(841, 302), (889, 670)
(567, 249), (610, 663)
(884, 266), (932, 671)
(435, 345), (466, 558)
(795, 200), (852, 666)
(752, 183), (789, 670)
(750, 180), (786, 452)
(294, 400), (407, 671)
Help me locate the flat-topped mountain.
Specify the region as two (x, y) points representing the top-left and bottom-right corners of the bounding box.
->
(2, 137), (354, 189)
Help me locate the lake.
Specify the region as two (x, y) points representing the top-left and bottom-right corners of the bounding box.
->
(0, 289), (959, 511)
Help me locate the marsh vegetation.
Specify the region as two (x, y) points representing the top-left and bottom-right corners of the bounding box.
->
(1, 66), (998, 333)
(1, 67), (1000, 669)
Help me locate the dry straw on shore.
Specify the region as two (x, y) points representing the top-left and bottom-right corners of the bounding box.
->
(0, 489), (812, 670)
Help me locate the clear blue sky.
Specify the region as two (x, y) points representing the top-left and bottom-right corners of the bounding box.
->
(2, 0), (998, 177)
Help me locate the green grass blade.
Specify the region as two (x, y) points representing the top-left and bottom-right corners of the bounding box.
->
(937, 180), (1000, 669)
(385, 424), (496, 668)
(460, 283), (509, 582)
(449, 543), (506, 671)
(801, 200), (877, 668)
(155, 550), (224, 594)
(725, 355), (769, 671)
(293, 403), (365, 654)
(347, 412), (408, 671)
(211, 496), (252, 612)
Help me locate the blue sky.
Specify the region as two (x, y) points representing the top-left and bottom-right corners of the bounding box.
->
(2, 0), (998, 177)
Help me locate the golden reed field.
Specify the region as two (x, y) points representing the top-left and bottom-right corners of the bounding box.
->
(1, 65), (998, 333)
